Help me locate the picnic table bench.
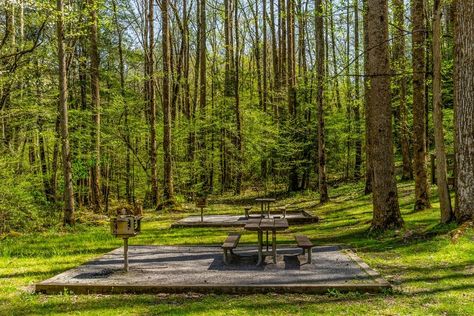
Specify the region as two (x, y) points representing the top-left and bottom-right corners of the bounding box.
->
(222, 233), (241, 264)
(295, 234), (314, 263)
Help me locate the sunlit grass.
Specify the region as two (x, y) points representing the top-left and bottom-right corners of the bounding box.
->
(1, 182), (473, 315)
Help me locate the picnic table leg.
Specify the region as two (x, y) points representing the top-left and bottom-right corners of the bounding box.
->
(260, 202), (264, 217)
(272, 230), (276, 263)
(257, 231), (263, 266)
(266, 230), (269, 251)
(267, 202), (270, 218)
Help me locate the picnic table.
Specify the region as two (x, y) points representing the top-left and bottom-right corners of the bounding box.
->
(244, 218), (289, 265)
(255, 198), (276, 218)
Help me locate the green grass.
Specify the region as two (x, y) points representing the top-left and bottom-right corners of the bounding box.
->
(1, 182), (474, 315)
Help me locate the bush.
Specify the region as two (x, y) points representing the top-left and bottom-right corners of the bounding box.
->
(0, 162), (58, 234)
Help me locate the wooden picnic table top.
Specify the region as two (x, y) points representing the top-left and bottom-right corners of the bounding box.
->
(244, 218), (289, 231)
(255, 198), (276, 202)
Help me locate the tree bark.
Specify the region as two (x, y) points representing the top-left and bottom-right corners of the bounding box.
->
(147, 0), (159, 207)
(234, 0), (243, 194)
(367, 0), (403, 230)
(453, 0), (474, 223)
(88, 0), (102, 211)
(433, 0), (453, 223)
(162, 0), (175, 202)
(392, 0), (413, 181)
(56, 0), (75, 225)
(316, 0), (329, 203)
(353, 0), (362, 179)
(112, 0), (132, 203)
(412, 0), (431, 210)
(363, 0), (373, 195)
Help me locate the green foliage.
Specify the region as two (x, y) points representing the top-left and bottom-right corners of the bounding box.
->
(0, 158), (59, 234)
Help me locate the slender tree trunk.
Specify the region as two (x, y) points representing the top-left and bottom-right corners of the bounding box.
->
(253, 2), (263, 110)
(393, 0), (413, 181)
(197, 0), (208, 193)
(363, 0), (373, 194)
(412, 0), (431, 210)
(280, 0), (287, 87)
(329, 2), (342, 109)
(270, 0), (279, 91)
(316, 0), (329, 203)
(88, 0), (101, 211)
(288, 0), (298, 191)
(367, 0), (403, 230)
(432, 0), (453, 223)
(147, 0), (159, 207)
(234, 0), (242, 194)
(344, 1), (352, 180)
(112, 0), (132, 203)
(353, 0), (362, 179)
(263, 0), (268, 113)
(453, 0), (474, 223)
(56, 0), (75, 225)
(162, 0), (174, 202)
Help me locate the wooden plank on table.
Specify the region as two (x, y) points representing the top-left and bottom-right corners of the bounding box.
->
(244, 219), (261, 231)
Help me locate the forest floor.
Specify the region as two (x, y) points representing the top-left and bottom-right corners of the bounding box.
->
(1, 181), (474, 315)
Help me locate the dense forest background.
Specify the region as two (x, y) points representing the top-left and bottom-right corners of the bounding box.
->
(0, 0), (471, 233)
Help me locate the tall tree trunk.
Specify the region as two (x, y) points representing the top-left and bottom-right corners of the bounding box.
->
(198, 0), (208, 193)
(162, 0), (174, 202)
(280, 0), (287, 87)
(363, 0), (373, 194)
(412, 0), (431, 210)
(367, 0), (403, 230)
(329, 2), (342, 109)
(270, 0), (280, 91)
(263, 0), (268, 113)
(432, 0), (453, 223)
(112, 0), (132, 203)
(253, 2), (263, 110)
(353, 0), (362, 179)
(316, 0), (329, 203)
(88, 0), (101, 211)
(288, 0), (298, 191)
(393, 0), (413, 181)
(453, 0), (474, 223)
(56, 0), (75, 225)
(344, 1), (352, 180)
(147, 0), (159, 207)
(234, 0), (242, 194)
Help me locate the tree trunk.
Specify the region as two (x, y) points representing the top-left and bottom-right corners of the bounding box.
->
(353, 0), (362, 179)
(412, 0), (431, 210)
(453, 0), (474, 223)
(147, 0), (159, 207)
(316, 0), (329, 203)
(329, 2), (342, 110)
(56, 0), (75, 226)
(162, 0), (174, 202)
(367, 0), (403, 230)
(112, 0), (132, 203)
(263, 0), (268, 113)
(393, 0), (413, 181)
(88, 0), (101, 211)
(234, 0), (243, 194)
(270, 0), (280, 91)
(432, 0), (453, 223)
(288, 0), (298, 191)
(363, 0), (373, 194)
